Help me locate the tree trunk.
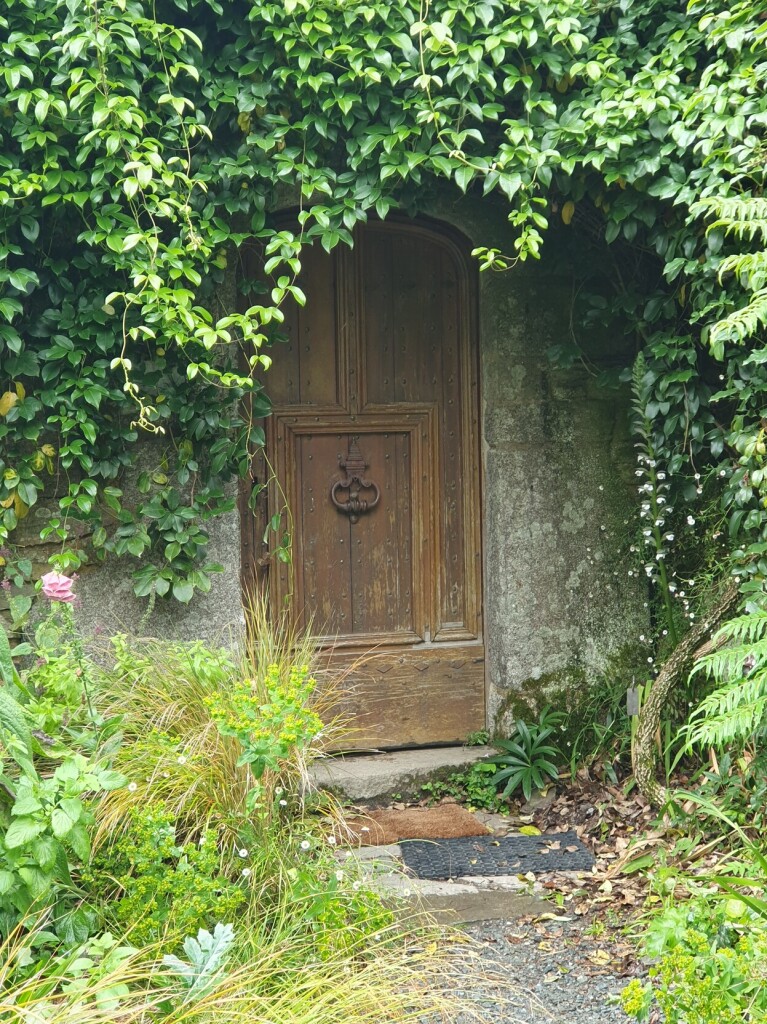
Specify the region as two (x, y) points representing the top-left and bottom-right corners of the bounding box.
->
(631, 579), (741, 806)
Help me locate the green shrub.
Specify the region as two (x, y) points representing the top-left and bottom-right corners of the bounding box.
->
(623, 889), (767, 1023)
(87, 802), (246, 947)
(490, 706), (564, 801)
(420, 762), (507, 812)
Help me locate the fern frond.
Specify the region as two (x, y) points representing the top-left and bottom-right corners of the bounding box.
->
(687, 671), (767, 746)
(688, 609), (767, 745)
(694, 196), (767, 225)
(711, 217), (767, 243)
(709, 289), (767, 345)
(718, 251), (767, 284)
(695, 610), (767, 651)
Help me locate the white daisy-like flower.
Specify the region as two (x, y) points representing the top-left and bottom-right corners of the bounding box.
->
(301, 840), (311, 850)
(279, 799), (288, 807)
(128, 782), (138, 792)
(238, 848), (248, 858)
(335, 870), (344, 882)
(327, 835), (336, 845)
(177, 755), (187, 765)
(242, 868), (252, 878)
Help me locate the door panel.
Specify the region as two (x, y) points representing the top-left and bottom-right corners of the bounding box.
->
(245, 218), (484, 747)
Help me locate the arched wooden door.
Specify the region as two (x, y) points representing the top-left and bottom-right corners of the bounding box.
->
(243, 218), (485, 748)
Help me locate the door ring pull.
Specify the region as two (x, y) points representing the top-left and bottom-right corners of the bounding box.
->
(330, 437), (380, 524)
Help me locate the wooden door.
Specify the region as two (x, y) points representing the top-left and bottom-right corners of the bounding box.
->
(243, 218), (485, 748)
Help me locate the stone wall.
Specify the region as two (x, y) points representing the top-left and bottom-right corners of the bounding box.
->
(424, 196), (646, 731)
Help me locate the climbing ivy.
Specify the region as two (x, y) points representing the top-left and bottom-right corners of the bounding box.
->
(0, 0), (765, 601)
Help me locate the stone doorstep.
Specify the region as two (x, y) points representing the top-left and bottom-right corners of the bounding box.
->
(310, 744), (496, 802)
(315, 746), (559, 922)
(337, 843), (550, 925)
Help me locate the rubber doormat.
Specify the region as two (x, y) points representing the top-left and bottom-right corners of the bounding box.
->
(399, 830), (594, 879)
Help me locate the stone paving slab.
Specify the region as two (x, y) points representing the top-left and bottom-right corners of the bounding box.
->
(339, 840), (550, 923)
(311, 745), (495, 801)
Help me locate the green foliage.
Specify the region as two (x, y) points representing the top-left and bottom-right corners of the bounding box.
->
(688, 609), (767, 747)
(87, 802), (245, 947)
(420, 761), (506, 812)
(0, 750), (125, 939)
(163, 922), (235, 1005)
(491, 706), (564, 801)
(95, 616), (331, 847)
(206, 661), (324, 809)
(0, 0), (766, 599)
(279, 845), (396, 961)
(691, 750), (767, 832)
(622, 890), (767, 1024)
(0, 623), (455, 1024)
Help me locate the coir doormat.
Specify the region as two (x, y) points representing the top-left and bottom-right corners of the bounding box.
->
(344, 804), (490, 846)
(399, 830), (594, 879)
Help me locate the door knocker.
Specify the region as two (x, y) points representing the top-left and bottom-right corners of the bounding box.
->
(330, 436), (380, 523)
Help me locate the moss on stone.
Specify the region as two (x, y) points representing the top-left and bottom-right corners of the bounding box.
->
(491, 642), (648, 749)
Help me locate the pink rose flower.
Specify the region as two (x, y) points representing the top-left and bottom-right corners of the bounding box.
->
(40, 571), (76, 603)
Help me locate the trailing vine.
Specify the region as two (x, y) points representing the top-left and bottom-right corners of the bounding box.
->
(0, 0), (765, 603)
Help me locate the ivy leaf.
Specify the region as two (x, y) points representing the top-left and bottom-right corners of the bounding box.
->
(172, 580), (194, 603)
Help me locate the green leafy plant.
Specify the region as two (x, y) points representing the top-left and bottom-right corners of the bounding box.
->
(687, 608), (767, 748)
(87, 803), (245, 948)
(420, 762), (506, 812)
(622, 888), (767, 1024)
(0, 743), (125, 938)
(490, 707), (564, 801)
(162, 922), (235, 1005)
(464, 730), (490, 747)
(94, 600), (336, 848)
(206, 661), (324, 813)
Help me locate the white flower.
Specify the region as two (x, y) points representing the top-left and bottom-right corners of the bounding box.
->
(128, 782), (138, 793)
(242, 868), (252, 878)
(177, 755), (187, 765)
(335, 870), (344, 882)
(326, 835), (337, 846)
(301, 840), (311, 850)
(279, 799), (288, 807)
(238, 848), (248, 858)
(687, 515), (696, 525)
(352, 881), (362, 891)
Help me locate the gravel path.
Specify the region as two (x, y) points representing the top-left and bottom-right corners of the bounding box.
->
(428, 916), (637, 1024)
